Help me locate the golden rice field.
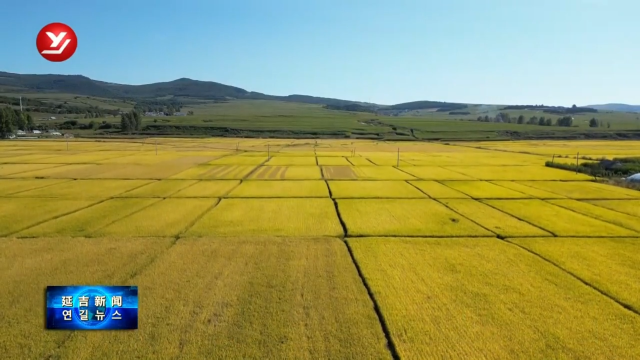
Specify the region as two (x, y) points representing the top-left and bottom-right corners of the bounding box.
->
(0, 138), (639, 359)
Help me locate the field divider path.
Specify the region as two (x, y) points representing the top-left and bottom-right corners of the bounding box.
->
(502, 238), (640, 317)
(3, 179), (75, 196)
(343, 239), (400, 360)
(544, 200), (640, 234)
(0, 163), (69, 176)
(241, 157), (271, 179)
(2, 198), (112, 237)
(478, 200), (559, 237)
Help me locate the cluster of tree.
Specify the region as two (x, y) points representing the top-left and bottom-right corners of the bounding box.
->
(476, 113), (581, 127)
(133, 99), (183, 114)
(120, 110), (142, 133)
(500, 104), (597, 114)
(323, 104), (375, 113)
(448, 111), (471, 115)
(0, 95), (120, 117)
(547, 157), (640, 177)
(0, 106), (35, 137)
(588, 118), (610, 128)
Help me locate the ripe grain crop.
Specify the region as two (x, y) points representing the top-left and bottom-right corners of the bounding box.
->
(489, 181), (566, 199)
(445, 166), (592, 181)
(92, 198), (217, 237)
(483, 199), (638, 237)
(51, 237), (391, 359)
(346, 157), (374, 166)
(0, 198), (97, 236)
(328, 180), (426, 198)
(509, 237), (640, 313)
(584, 200), (640, 218)
(0, 179), (71, 195)
(408, 181), (469, 198)
(12, 179), (153, 199)
(399, 166), (475, 180)
(17, 198), (161, 237)
(439, 199), (552, 237)
(185, 199), (343, 237)
(248, 166), (322, 179)
(265, 156), (317, 166)
(171, 165), (257, 179)
(317, 157), (351, 166)
(0, 163), (63, 176)
(441, 181), (531, 199)
(116, 180), (198, 197)
(547, 199), (640, 232)
(321, 166), (415, 180)
(518, 181), (638, 199)
(0, 237), (174, 360)
(208, 156), (267, 165)
(228, 180), (328, 197)
(337, 199), (494, 237)
(170, 180), (240, 197)
(6, 164), (101, 178)
(348, 237), (640, 359)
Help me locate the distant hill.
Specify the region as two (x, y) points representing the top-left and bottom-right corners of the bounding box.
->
(587, 103), (640, 113)
(0, 71), (364, 107)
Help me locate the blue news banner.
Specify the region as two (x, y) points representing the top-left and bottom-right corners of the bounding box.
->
(46, 286), (138, 330)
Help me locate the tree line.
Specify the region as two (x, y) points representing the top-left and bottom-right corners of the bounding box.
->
(476, 112), (611, 128)
(0, 107), (35, 137)
(120, 110), (142, 133)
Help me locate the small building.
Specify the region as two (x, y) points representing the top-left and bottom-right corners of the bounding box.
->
(16, 130), (26, 135)
(173, 112), (186, 116)
(32, 130), (42, 134)
(625, 173), (640, 183)
(49, 116), (56, 120)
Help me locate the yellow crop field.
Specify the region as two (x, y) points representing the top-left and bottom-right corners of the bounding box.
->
(317, 157), (351, 165)
(17, 198), (161, 237)
(337, 199), (494, 237)
(408, 180), (470, 198)
(12, 179), (153, 199)
(445, 165), (592, 180)
(47, 238), (390, 359)
(186, 199), (343, 237)
(439, 199), (552, 237)
(328, 180), (426, 198)
(347, 157), (374, 165)
(348, 237), (640, 359)
(0, 237), (174, 359)
(483, 199), (638, 236)
(248, 165), (322, 179)
(228, 180), (328, 197)
(170, 180), (240, 197)
(0, 178), (71, 195)
(489, 181), (566, 198)
(547, 199), (640, 232)
(2, 138), (638, 359)
(93, 198), (217, 237)
(441, 181), (531, 198)
(115, 180), (198, 197)
(509, 237), (640, 313)
(323, 166), (415, 180)
(171, 165), (257, 179)
(0, 163), (64, 176)
(208, 156), (267, 165)
(585, 200), (640, 218)
(265, 156), (317, 165)
(0, 198), (97, 236)
(399, 166), (475, 180)
(518, 181), (640, 199)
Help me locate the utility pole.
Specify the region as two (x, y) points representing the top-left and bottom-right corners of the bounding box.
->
(19, 97), (23, 112)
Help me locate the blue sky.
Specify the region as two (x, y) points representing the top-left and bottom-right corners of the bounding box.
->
(0, 0), (638, 105)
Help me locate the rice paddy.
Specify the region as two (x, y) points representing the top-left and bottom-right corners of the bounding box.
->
(1, 138), (639, 359)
